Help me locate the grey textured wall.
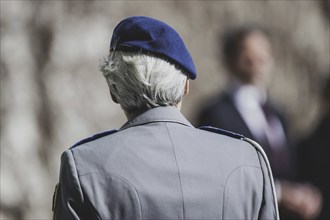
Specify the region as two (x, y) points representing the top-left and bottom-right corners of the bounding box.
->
(1, 1), (329, 219)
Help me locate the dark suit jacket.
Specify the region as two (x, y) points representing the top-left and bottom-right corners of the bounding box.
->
(297, 116), (330, 220)
(53, 106), (278, 220)
(197, 93), (295, 180)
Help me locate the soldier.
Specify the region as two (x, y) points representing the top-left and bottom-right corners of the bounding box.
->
(53, 16), (278, 220)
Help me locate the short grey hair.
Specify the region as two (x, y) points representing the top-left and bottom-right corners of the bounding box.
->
(100, 51), (188, 114)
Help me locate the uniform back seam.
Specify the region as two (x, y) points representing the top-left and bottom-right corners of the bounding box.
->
(164, 123), (185, 220)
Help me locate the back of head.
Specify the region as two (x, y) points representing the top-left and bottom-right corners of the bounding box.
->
(100, 51), (187, 114)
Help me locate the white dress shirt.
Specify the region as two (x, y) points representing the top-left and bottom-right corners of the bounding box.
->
(229, 81), (286, 151)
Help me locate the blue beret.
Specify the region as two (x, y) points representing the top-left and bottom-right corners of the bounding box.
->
(110, 16), (197, 80)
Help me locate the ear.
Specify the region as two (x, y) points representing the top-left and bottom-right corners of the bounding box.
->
(110, 90), (119, 104)
(184, 79), (189, 96)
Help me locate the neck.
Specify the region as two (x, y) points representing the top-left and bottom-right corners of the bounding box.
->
(124, 109), (146, 121)
(124, 104), (182, 121)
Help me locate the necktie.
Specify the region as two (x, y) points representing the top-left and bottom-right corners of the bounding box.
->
(261, 103), (291, 179)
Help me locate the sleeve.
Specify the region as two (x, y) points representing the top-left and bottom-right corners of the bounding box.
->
(244, 138), (279, 220)
(53, 150), (85, 220)
(256, 150), (279, 219)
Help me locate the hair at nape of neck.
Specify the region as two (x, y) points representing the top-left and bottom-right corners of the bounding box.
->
(100, 51), (188, 114)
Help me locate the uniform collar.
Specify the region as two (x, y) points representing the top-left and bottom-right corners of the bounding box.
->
(119, 106), (193, 131)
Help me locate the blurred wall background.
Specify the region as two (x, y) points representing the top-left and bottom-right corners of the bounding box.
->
(0, 1), (329, 219)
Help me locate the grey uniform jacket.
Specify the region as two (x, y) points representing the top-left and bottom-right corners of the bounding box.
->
(53, 106), (278, 220)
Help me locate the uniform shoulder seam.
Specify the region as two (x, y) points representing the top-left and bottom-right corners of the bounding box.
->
(222, 165), (262, 219)
(79, 170), (143, 219)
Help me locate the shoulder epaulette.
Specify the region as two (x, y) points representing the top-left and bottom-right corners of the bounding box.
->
(198, 126), (245, 140)
(70, 129), (118, 149)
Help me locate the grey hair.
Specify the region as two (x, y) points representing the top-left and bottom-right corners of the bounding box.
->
(100, 51), (188, 114)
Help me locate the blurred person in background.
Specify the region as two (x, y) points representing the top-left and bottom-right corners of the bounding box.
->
(197, 25), (322, 219)
(297, 76), (330, 220)
(52, 17), (278, 220)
